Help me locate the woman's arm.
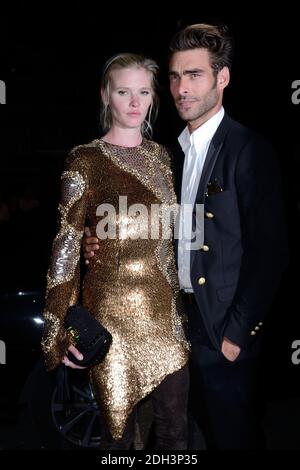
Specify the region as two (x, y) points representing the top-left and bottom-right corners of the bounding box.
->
(41, 148), (89, 370)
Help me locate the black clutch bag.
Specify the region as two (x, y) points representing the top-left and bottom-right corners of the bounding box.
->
(64, 305), (112, 367)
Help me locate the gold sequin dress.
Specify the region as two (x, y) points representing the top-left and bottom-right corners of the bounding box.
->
(42, 138), (189, 439)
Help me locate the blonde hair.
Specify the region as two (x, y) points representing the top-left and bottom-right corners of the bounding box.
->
(100, 53), (159, 138)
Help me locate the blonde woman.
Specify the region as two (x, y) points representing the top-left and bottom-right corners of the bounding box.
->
(42, 53), (189, 450)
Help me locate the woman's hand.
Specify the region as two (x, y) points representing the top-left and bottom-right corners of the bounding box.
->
(62, 344), (87, 369)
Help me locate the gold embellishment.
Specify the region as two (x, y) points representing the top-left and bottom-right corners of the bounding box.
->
(66, 326), (80, 344)
(96, 139), (176, 205)
(155, 239), (190, 348)
(59, 171), (86, 213)
(46, 170), (87, 292)
(41, 311), (61, 353)
(46, 222), (82, 291)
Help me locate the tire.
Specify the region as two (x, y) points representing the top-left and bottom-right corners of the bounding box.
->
(51, 372), (101, 448)
(16, 359), (101, 449)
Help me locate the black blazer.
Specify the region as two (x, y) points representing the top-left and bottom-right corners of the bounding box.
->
(172, 113), (289, 351)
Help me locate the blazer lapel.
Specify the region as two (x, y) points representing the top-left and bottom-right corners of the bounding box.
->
(190, 114), (231, 268)
(194, 140), (224, 205)
(172, 113), (232, 265)
(194, 113), (231, 206)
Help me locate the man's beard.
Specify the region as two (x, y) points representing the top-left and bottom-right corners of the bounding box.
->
(176, 82), (219, 123)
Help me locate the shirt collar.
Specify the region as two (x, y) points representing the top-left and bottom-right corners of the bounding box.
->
(178, 106), (224, 152)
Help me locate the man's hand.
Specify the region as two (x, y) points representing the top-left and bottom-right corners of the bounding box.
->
(83, 227), (99, 264)
(221, 336), (241, 362)
(62, 344), (87, 369)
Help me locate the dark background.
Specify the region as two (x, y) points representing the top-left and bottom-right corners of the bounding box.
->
(0, 1), (299, 449)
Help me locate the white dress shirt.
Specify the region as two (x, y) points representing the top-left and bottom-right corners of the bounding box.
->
(177, 107), (224, 292)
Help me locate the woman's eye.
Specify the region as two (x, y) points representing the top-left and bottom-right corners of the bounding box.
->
(141, 91), (150, 95)
(118, 90), (127, 95)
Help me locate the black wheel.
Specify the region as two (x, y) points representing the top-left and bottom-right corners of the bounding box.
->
(51, 377), (101, 448)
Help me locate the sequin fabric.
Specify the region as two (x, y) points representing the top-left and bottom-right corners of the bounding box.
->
(42, 139), (189, 439)
(42, 151), (90, 369)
